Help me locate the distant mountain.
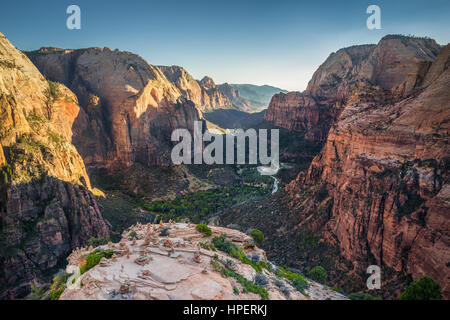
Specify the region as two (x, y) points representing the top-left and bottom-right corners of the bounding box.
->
(228, 84), (288, 110)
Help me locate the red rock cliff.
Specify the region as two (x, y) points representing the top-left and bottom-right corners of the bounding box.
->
(265, 36), (442, 143)
(287, 43), (450, 298)
(27, 48), (203, 171)
(0, 33), (110, 299)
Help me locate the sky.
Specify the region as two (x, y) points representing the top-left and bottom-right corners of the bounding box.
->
(1, 0), (449, 91)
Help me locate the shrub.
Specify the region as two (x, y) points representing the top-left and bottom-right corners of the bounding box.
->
(348, 293), (382, 300)
(254, 273), (268, 287)
(44, 273), (71, 300)
(274, 279), (284, 288)
(250, 253), (260, 263)
(80, 249), (115, 274)
(276, 266), (309, 294)
(233, 285), (240, 295)
(30, 285), (48, 300)
(159, 227), (170, 237)
(400, 276), (443, 300)
(250, 229), (264, 244)
(212, 234), (270, 273)
(87, 236), (110, 248)
(292, 278), (309, 293)
(196, 224), (212, 237)
(128, 231), (138, 240)
(308, 266), (327, 283)
(46, 80), (61, 99)
(212, 234), (238, 254)
(281, 286), (290, 297)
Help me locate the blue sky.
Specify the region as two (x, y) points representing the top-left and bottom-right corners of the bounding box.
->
(1, 0), (449, 91)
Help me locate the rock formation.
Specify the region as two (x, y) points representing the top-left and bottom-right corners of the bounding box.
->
(157, 66), (236, 112)
(292, 43), (450, 298)
(158, 66), (273, 113)
(59, 223), (347, 300)
(26, 48), (203, 171)
(0, 32), (110, 299)
(264, 36), (442, 143)
(223, 36), (449, 299)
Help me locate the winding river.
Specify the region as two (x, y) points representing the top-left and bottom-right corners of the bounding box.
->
(257, 164), (280, 194)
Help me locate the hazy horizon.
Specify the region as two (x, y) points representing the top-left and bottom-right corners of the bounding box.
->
(1, 0), (449, 91)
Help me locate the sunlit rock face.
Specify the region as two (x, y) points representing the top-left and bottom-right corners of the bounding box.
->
(27, 47), (203, 171)
(0, 33), (110, 299)
(223, 37), (449, 299)
(265, 35), (442, 143)
(286, 43), (450, 298)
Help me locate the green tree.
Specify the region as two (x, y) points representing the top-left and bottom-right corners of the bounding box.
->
(196, 224), (212, 237)
(400, 276), (443, 300)
(308, 266), (327, 283)
(250, 229), (264, 244)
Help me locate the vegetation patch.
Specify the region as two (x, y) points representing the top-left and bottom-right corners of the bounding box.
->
(44, 273), (71, 300)
(276, 266), (310, 294)
(212, 234), (270, 273)
(348, 292), (382, 300)
(250, 228), (264, 245)
(80, 249), (115, 274)
(210, 258), (269, 300)
(87, 236), (110, 248)
(308, 265), (327, 283)
(196, 224), (212, 237)
(400, 276), (442, 300)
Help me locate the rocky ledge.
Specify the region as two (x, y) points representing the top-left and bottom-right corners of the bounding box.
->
(60, 223), (347, 300)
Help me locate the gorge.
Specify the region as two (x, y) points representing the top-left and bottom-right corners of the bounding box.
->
(0, 31), (448, 300)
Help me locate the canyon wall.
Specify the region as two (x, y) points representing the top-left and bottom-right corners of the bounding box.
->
(264, 36), (442, 143)
(291, 44), (450, 297)
(0, 33), (110, 298)
(223, 36), (449, 298)
(27, 48), (203, 172)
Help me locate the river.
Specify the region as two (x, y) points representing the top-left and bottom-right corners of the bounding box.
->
(257, 164), (280, 195)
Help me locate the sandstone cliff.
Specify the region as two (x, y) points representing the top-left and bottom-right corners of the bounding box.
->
(59, 222), (347, 300)
(222, 36), (449, 299)
(158, 66), (236, 112)
(27, 48), (202, 171)
(0, 33), (110, 299)
(292, 44), (450, 298)
(264, 36), (442, 143)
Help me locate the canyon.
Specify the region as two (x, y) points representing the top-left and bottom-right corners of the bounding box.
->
(0, 31), (448, 300)
(223, 35), (449, 299)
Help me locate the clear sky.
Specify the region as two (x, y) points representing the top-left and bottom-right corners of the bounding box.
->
(1, 0), (449, 91)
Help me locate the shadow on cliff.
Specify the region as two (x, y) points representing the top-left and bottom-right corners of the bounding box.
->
(0, 174), (110, 300)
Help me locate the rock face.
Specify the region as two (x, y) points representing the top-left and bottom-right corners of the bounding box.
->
(158, 66), (235, 112)
(26, 48), (202, 171)
(158, 66), (272, 113)
(60, 222), (347, 300)
(293, 44), (450, 298)
(264, 36), (442, 143)
(0, 33), (110, 299)
(223, 36), (449, 299)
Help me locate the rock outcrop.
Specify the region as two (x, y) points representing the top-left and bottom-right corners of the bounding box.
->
(291, 44), (450, 298)
(158, 66), (270, 113)
(223, 36), (449, 299)
(0, 33), (110, 299)
(158, 66), (236, 112)
(60, 223), (347, 300)
(264, 36), (442, 143)
(26, 48), (202, 171)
